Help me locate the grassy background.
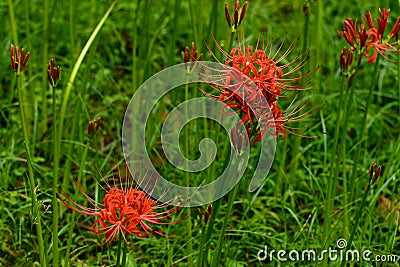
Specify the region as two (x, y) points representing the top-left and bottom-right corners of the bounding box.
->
(1, 0), (399, 266)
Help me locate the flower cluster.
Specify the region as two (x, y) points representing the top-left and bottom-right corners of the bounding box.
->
(205, 39), (317, 143)
(47, 58), (61, 88)
(10, 44), (30, 73)
(183, 42), (203, 73)
(338, 8), (400, 64)
(87, 117), (102, 139)
(58, 167), (179, 245)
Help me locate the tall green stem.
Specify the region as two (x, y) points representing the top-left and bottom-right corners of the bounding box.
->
(63, 137), (90, 266)
(188, 0), (199, 50)
(41, 0), (49, 137)
(339, 76), (356, 237)
(115, 236), (128, 267)
(212, 179), (240, 266)
(324, 75), (346, 247)
(184, 81), (193, 267)
(7, 0), (19, 46)
(339, 174), (373, 267)
(116, 236), (123, 267)
(121, 241), (128, 267)
(349, 57), (380, 197)
(52, 85), (60, 267)
(350, 56), (380, 203)
(201, 145), (231, 265)
(16, 72), (46, 266)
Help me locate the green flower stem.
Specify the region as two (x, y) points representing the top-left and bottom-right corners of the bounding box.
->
(349, 57), (380, 198)
(315, 0), (323, 84)
(63, 139), (90, 266)
(185, 81), (193, 267)
(69, 0), (77, 60)
(41, 0), (49, 137)
(228, 32), (234, 54)
(274, 141), (287, 203)
(188, 0), (199, 50)
(339, 78), (355, 237)
(16, 72), (46, 266)
(52, 85), (60, 267)
(339, 174), (373, 267)
(168, 0), (181, 66)
(121, 241), (128, 267)
(212, 178), (240, 266)
(201, 144), (231, 265)
(323, 74), (346, 247)
(197, 222), (207, 267)
(116, 235), (123, 267)
(7, 0), (19, 46)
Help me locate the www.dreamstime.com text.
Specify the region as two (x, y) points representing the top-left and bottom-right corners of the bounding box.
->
(257, 239), (399, 263)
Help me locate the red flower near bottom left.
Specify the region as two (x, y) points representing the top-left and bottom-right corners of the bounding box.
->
(57, 167), (180, 245)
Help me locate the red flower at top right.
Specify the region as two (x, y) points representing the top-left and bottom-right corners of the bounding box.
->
(338, 8), (400, 63)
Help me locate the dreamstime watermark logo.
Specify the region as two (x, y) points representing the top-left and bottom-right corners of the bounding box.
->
(257, 238), (400, 263)
(122, 62), (276, 207)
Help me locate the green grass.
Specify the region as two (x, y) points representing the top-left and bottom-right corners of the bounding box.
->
(1, 0), (400, 266)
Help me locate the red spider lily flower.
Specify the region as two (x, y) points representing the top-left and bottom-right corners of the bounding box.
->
(339, 8), (400, 64)
(363, 8), (397, 63)
(338, 18), (369, 52)
(10, 44), (30, 72)
(377, 8), (390, 38)
(57, 166), (180, 245)
(202, 37), (318, 141)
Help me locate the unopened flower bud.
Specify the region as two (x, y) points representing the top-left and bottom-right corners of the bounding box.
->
(340, 47), (353, 77)
(225, 1), (248, 33)
(369, 162), (377, 179)
(230, 125), (249, 156)
(373, 166), (381, 180)
(388, 17), (400, 40)
(47, 58), (61, 88)
(10, 44), (30, 73)
(204, 204), (212, 224)
(87, 117), (102, 139)
(183, 42), (203, 73)
(225, 3), (231, 28)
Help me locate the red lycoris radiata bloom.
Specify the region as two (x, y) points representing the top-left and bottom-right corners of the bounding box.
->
(58, 166), (180, 245)
(338, 8), (400, 64)
(203, 38), (318, 142)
